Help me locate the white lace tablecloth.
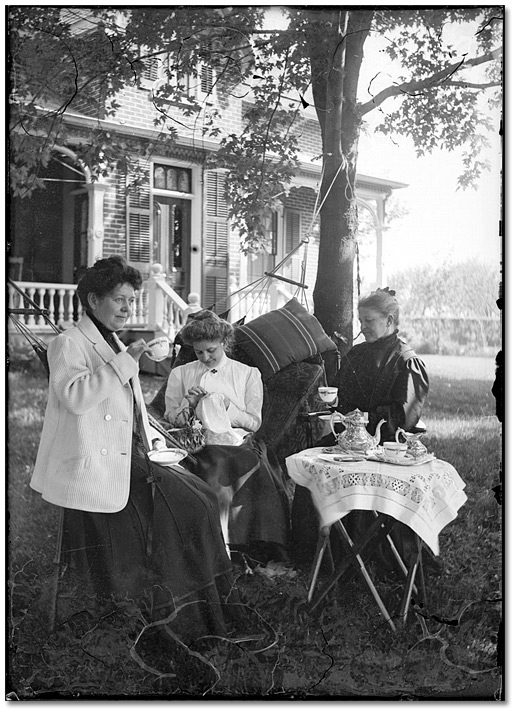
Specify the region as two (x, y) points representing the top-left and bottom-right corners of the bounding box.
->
(286, 448), (468, 555)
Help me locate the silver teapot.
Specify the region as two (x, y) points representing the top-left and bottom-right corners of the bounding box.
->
(395, 427), (428, 459)
(330, 408), (386, 454)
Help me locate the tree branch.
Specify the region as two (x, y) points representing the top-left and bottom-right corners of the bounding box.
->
(358, 46), (502, 116)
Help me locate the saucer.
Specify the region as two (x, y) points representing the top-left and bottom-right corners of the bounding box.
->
(367, 451), (435, 466)
(147, 448), (188, 465)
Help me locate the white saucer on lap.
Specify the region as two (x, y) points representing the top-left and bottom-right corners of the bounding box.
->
(147, 448), (188, 465)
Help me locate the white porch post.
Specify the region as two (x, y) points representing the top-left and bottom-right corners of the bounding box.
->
(147, 263), (166, 331)
(85, 181), (108, 266)
(375, 196), (388, 288)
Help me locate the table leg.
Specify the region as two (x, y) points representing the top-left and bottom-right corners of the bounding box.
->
(399, 536), (423, 625)
(334, 519), (397, 633)
(307, 528), (331, 603)
(308, 514), (391, 611)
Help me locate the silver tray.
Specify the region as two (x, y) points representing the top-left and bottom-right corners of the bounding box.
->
(367, 451), (435, 466)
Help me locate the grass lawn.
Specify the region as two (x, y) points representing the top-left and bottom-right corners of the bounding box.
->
(6, 354), (503, 700)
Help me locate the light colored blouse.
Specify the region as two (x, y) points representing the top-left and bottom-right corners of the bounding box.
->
(164, 353), (263, 434)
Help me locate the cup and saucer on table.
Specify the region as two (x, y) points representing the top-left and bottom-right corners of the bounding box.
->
(368, 441), (435, 466)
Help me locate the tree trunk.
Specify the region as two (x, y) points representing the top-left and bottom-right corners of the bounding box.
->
(305, 9), (373, 352)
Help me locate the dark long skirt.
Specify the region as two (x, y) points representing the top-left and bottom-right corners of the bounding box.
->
(62, 437), (237, 641)
(185, 436), (291, 565)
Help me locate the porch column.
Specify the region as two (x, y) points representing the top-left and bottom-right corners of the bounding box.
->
(375, 196), (388, 288)
(85, 181), (108, 266)
(147, 263), (166, 331)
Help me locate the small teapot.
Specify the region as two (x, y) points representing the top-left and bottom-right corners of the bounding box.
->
(395, 428), (428, 459)
(330, 408), (386, 454)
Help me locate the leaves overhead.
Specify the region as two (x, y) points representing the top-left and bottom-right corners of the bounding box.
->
(8, 6), (502, 334)
(9, 5), (502, 205)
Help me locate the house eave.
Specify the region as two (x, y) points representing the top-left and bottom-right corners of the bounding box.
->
(59, 111), (407, 194)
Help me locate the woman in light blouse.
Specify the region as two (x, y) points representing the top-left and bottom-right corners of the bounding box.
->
(164, 310), (290, 566)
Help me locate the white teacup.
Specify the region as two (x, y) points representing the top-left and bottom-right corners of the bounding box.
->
(383, 441), (408, 459)
(318, 386), (338, 404)
(147, 336), (170, 361)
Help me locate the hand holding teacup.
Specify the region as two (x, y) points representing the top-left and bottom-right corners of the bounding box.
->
(147, 336), (170, 362)
(318, 386), (338, 405)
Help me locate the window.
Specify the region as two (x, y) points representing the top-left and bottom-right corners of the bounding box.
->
(153, 164), (192, 193)
(138, 52), (215, 101)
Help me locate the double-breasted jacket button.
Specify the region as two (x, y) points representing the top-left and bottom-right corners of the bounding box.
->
(104, 414), (112, 421)
(101, 448), (108, 455)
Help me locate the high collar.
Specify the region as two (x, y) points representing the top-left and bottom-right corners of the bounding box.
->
(363, 330), (399, 350)
(199, 352), (229, 372)
(85, 310), (118, 343)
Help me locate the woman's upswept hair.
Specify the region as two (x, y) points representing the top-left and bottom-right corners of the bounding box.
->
(77, 255), (142, 306)
(179, 309), (234, 349)
(358, 287), (400, 327)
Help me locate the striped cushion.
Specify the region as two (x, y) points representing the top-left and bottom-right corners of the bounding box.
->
(234, 299), (336, 379)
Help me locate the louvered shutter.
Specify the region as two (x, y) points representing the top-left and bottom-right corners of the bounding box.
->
(126, 162), (151, 271)
(200, 64), (214, 96)
(285, 210), (301, 282)
(204, 170), (229, 311)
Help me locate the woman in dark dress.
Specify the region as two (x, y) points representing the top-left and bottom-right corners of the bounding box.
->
(290, 288), (431, 569)
(31, 257), (241, 646)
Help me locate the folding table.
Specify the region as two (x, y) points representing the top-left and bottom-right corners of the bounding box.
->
(286, 448), (467, 631)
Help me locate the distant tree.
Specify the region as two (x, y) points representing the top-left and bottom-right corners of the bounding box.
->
(389, 259), (500, 319)
(9, 6), (503, 346)
(389, 259), (500, 353)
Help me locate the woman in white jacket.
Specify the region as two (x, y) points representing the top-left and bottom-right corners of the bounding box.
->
(31, 256), (237, 644)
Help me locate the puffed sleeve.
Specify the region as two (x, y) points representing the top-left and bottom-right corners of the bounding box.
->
(226, 366), (263, 433)
(371, 356), (429, 442)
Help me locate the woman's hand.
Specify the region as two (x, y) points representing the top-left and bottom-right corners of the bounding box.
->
(185, 385), (208, 408)
(126, 339), (153, 363)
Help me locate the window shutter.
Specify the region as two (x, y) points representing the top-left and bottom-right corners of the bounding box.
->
(200, 64), (214, 96)
(126, 163), (151, 269)
(285, 210), (301, 282)
(139, 55), (161, 89)
(204, 170), (229, 311)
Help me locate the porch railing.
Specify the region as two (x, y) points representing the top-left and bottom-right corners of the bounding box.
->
(7, 266), (193, 339)
(228, 276), (296, 322)
(8, 282), (82, 331)
(7, 267), (297, 343)
(146, 264), (190, 339)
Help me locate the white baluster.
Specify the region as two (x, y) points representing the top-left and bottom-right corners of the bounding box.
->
(47, 288), (56, 326)
(135, 288), (144, 324)
(173, 303), (181, 334)
(25, 288), (35, 326)
(166, 297), (174, 335)
(57, 289), (65, 324)
(66, 289), (75, 323)
(36, 288), (46, 326)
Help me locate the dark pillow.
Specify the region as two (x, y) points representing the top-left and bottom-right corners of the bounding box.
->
(233, 298), (336, 379)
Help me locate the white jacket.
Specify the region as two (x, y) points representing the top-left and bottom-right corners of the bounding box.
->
(30, 315), (157, 513)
